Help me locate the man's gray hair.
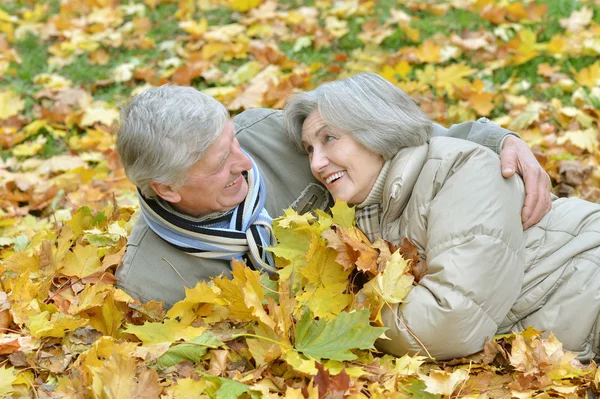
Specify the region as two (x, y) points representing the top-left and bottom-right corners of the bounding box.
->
(284, 72), (433, 160)
(117, 85), (229, 198)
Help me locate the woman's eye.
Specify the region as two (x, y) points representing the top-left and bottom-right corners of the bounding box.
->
(325, 135), (335, 142)
(305, 146), (313, 154)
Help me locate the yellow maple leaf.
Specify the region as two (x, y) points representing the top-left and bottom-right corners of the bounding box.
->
(167, 281), (223, 322)
(0, 90), (25, 120)
(68, 283), (112, 314)
(60, 244), (103, 278)
(88, 290), (124, 336)
(0, 367), (17, 396)
(179, 18), (208, 37)
(228, 0), (261, 12)
(12, 136), (47, 157)
(301, 236), (351, 287)
(213, 261), (276, 326)
(547, 34), (567, 55)
(283, 350), (318, 375)
(434, 63), (475, 96)
(27, 311), (88, 338)
(468, 91), (496, 116)
(89, 350), (137, 398)
(276, 207), (316, 229)
(164, 378), (208, 398)
(512, 28), (541, 65)
(557, 129), (600, 154)
(509, 102), (543, 130)
(419, 368), (469, 396)
(367, 250), (414, 304)
(394, 354), (427, 375)
(33, 73), (72, 89)
(330, 200), (355, 229)
(325, 16), (349, 38)
(416, 40), (442, 63)
(297, 284), (351, 319)
(509, 333), (538, 374)
(246, 324), (283, 366)
(80, 103), (119, 127)
(572, 62), (600, 88)
(124, 318), (205, 345)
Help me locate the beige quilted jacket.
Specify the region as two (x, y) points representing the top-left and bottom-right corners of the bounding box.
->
(375, 137), (600, 361)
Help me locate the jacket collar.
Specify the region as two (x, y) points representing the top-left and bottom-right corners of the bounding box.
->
(380, 143), (430, 225)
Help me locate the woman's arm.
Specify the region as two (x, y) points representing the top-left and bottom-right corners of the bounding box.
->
(377, 141), (526, 360)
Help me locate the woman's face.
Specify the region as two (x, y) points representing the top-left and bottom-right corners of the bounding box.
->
(302, 110), (385, 205)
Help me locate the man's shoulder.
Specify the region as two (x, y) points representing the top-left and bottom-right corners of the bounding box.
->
(116, 216), (232, 308)
(234, 108), (283, 133)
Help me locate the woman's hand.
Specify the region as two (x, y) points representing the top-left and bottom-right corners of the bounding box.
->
(500, 136), (552, 229)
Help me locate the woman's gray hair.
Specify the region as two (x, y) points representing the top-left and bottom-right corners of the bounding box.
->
(117, 85), (229, 199)
(284, 72), (433, 160)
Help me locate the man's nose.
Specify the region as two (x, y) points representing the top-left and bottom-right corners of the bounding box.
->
(232, 147), (252, 173)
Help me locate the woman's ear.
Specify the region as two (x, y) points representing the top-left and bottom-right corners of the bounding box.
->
(149, 181), (182, 203)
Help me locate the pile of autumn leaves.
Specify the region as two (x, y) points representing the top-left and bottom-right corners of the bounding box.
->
(0, 202), (598, 398)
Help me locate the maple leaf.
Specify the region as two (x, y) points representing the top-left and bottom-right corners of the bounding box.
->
(164, 378), (208, 397)
(157, 332), (223, 369)
(511, 28), (541, 65)
(434, 63), (475, 96)
(88, 290), (124, 336)
(393, 354), (427, 375)
(283, 349), (318, 375)
(330, 200), (355, 228)
(0, 90), (25, 120)
(322, 226), (378, 272)
(276, 207), (316, 229)
(60, 243), (104, 278)
(166, 281), (223, 324)
(294, 309), (386, 361)
(572, 62), (600, 88)
(79, 103), (119, 127)
(559, 7), (593, 33)
(509, 102), (543, 130)
(297, 284), (351, 320)
(363, 250), (414, 304)
(246, 323), (283, 366)
(89, 349), (138, 398)
(557, 129), (599, 154)
(0, 367), (17, 395)
(419, 368), (469, 396)
(314, 362), (351, 399)
(227, 0), (261, 12)
(301, 235), (351, 285)
(124, 318), (205, 345)
(28, 311), (88, 338)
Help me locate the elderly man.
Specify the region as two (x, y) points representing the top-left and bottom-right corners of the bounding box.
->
(116, 85), (552, 308)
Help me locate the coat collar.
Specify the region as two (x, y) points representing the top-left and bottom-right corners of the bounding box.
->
(380, 143), (430, 225)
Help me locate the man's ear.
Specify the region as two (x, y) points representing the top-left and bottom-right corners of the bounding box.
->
(149, 181), (182, 203)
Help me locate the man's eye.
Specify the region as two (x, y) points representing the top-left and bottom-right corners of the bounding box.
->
(305, 146), (313, 154)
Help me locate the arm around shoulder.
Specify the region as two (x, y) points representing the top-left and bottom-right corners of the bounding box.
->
(437, 118), (519, 155)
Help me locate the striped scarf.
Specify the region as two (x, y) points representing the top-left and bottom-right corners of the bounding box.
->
(138, 156), (277, 274)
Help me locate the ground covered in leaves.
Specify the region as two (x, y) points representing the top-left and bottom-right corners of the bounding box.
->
(0, 0), (599, 397)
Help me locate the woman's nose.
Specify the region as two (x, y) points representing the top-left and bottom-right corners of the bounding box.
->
(310, 149), (328, 173)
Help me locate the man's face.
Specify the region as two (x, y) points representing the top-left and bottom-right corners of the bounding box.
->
(164, 121), (253, 217)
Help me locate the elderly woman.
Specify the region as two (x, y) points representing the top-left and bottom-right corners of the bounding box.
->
(284, 73), (600, 361)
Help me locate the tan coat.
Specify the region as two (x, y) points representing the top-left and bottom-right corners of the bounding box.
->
(376, 137), (600, 361)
